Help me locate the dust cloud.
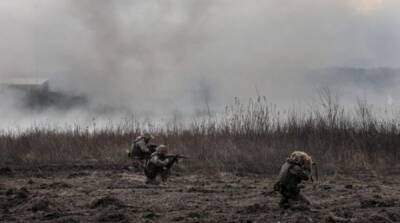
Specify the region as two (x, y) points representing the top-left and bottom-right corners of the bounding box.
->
(0, 0), (399, 129)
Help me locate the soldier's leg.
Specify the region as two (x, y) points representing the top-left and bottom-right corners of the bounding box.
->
(284, 188), (311, 209)
(144, 167), (158, 184)
(140, 159), (147, 170)
(132, 158), (147, 172)
(279, 196), (290, 209)
(282, 187), (303, 208)
(279, 187), (291, 209)
(148, 167), (166, 185)
(288, 185), (310, 205)
(160, 169), (171, 182)
(145, 174), (160, 185)
(131, 159), (140, 169)
(145, 177), (154, 184)
(297, 192), (311, 205)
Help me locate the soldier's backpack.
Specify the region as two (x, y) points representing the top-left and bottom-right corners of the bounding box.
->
(128, 142), (142, 159)
(128, 138), (157, 160)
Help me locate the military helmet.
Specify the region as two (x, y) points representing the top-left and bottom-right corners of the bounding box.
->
(142, 132), (154, 140)
(288, 151), (313, 170)
(156, 145), (168, 155)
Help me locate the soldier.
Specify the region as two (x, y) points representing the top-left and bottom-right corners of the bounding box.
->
(128, 133), (157, 168)
(144, 145), (177, 185)
(274, 151), (313, 209)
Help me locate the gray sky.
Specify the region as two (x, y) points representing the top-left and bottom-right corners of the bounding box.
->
(0, 0), (400, 127)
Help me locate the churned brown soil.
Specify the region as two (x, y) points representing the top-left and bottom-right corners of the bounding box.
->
(1, 165), (400, 223)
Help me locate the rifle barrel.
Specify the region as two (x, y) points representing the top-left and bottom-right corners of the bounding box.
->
(166, 154), (188, 159)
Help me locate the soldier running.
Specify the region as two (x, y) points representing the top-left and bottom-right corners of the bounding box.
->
(274, 151), (313, 209)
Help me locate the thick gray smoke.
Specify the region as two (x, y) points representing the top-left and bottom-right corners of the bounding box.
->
(0, 0), (400, 129)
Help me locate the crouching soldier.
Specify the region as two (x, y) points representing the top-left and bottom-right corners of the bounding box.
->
(274, 151), (313, 209)
(144, 145), (182, 185)
(128, 133), (157, 169)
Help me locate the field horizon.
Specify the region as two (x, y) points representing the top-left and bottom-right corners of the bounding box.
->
(1, 94), (400, 176)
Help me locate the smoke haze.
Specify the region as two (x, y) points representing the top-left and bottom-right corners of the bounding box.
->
(1, 0), (400, 128)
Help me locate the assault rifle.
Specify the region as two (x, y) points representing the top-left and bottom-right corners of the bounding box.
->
(165, 154), (189, 169)
(165, 154), (189, 159)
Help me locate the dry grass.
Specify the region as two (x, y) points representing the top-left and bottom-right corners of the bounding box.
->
(1, 93), (400, 175)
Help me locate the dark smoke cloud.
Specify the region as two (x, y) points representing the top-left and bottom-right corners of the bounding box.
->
(0, 0), (400, 128)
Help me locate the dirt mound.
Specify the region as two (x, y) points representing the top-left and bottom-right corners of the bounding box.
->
(325, 213), (354, 223)
(5, 187), (29, 197)
(3, 187), (30, 209)
(386, 211), (400, 222)
(320, 183), (334, 190)
(90, 196), (126, 209)
(237, 203), (268, 214)
(39, 211), (64, 221)
(40, 181), (72, 189)
(367, 214), (393, 223)
(360, 198), (397, 208)
(67, 171), (90, 178)
(107, 179), (136, 189)
(54, 217), (80, 223)
(97, 211), (129, 223)
(21, 198), (64, 221)
(0, 214), (17, 222)
(186, 186), (217, 193)
(142, 210), (160, 220)
(1, 167), (400, 222)
(325, 215), (351, 223)
(31, 199), (51, 212)
(294, 214), (314, 223)
(187, 211), (209, 220)
(0, 167), (13, 177)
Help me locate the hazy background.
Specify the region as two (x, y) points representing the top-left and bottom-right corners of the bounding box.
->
(0, 0), (400, 129)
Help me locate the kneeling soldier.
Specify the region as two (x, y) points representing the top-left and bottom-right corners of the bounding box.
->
(144, 145), (175, 184)
(274, 151), (313, 209)
(128, 133), (157, 168)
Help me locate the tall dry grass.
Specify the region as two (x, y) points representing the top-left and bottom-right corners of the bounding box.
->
(1, 92), (400, 175)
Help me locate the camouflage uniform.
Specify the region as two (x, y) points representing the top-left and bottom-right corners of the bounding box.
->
(128, 133), (156, 169)
(274, 151), (312, 209)
(144, 145), (175, 184)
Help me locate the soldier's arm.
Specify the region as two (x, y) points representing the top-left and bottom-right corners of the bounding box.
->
(289, 165), (310, 181)
(137, 140), (150, 153)
(150, 156), (170, 167)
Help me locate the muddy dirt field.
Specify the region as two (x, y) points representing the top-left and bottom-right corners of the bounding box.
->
(1, 165), (400, 223)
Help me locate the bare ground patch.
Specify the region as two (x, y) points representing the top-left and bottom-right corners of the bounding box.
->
(1, 166), (400, 222)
